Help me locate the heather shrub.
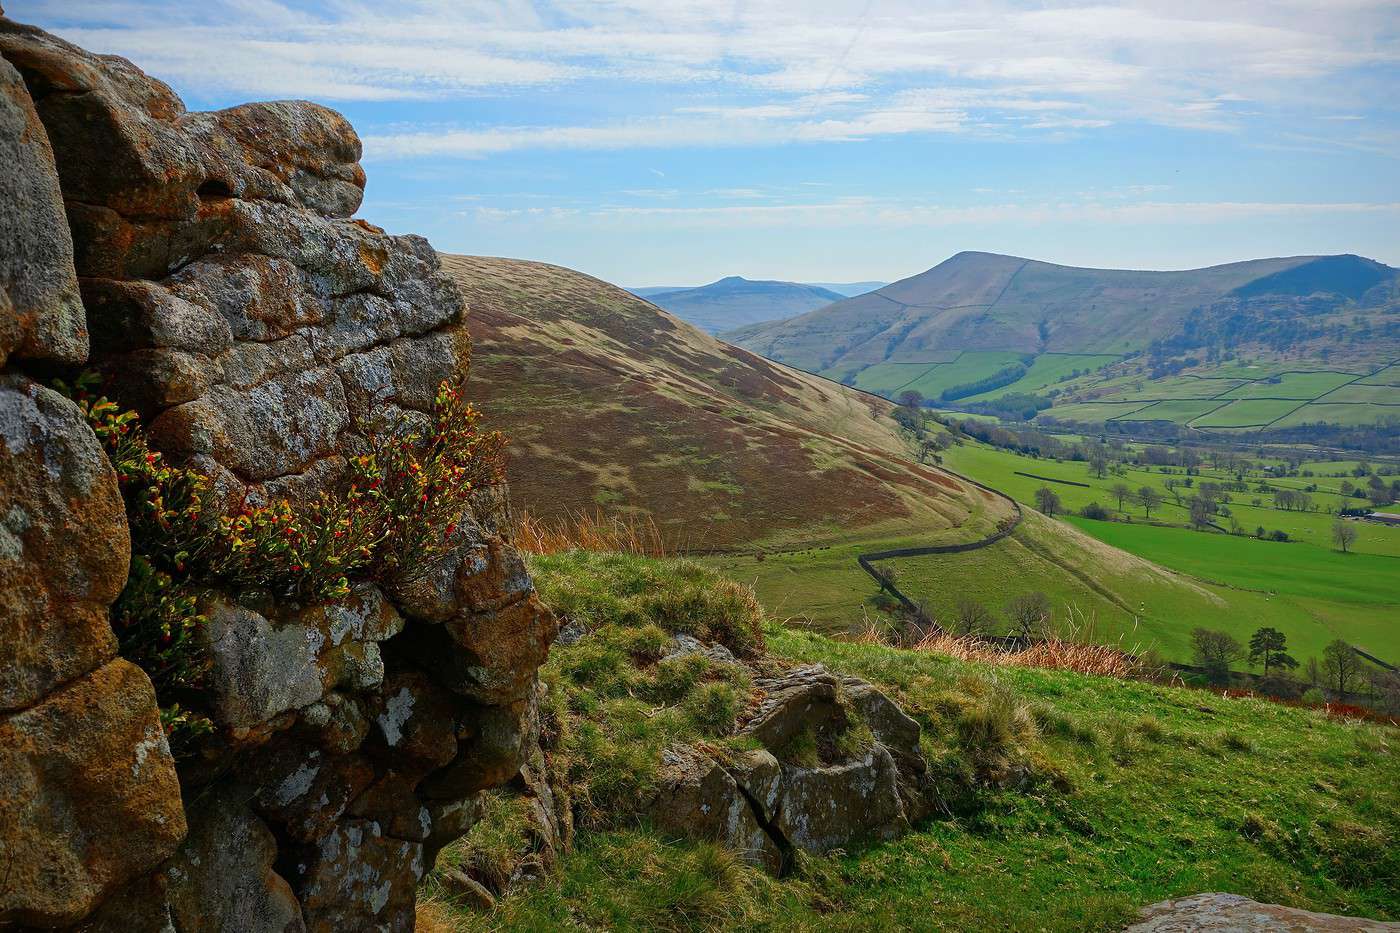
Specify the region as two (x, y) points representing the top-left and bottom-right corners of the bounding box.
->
(58, 373), (503, 752)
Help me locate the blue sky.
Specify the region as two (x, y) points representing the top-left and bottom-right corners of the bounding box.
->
(14, 0), (1400, 286)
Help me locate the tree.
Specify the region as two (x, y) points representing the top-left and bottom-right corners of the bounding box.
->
(1189, 497), (1214, 530)
(1089, 449), (1109, 479)
(1322, 639), (1364, 697)
(897, 389), (924, 410)
(1164, 477), (1182, 505)
(1332, 519), (1357, 554)
(1137, 486), (1161, 519)
(1110, 482), (1132, 512)
(1248, 627), (1297, 676)
(1034, 485), (1062, 516)
(951, 597), (993, 636)
(1005, 591), (1052, 638)
(1191, 627), (1244, 685)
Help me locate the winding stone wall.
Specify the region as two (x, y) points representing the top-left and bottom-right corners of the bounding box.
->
(0, 14), (555, 930)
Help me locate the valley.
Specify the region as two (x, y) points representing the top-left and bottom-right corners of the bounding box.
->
(727, 251), (1400, 441)
(452, 250), (1399, 677)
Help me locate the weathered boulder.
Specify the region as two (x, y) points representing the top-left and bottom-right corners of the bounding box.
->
(773, 743), (908, 853)
(0, 659), (186, 927)
(635, 661), (933, 877)
(0, 377), (129, 712)
(0, 52), (85, 365)
(0, 14), (556, 930)
(1127, 893), (1400, 931)
(647, 744), (785, 875)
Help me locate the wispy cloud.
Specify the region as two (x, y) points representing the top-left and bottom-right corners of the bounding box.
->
(464, 196), (1400, 232)
(21, 0), (1400, 155)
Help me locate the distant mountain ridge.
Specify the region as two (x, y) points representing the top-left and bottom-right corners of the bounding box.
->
(727, 251), (1399, 374)
(632, 276), (846, 334)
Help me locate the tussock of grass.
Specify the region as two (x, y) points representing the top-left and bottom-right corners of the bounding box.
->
(531, 550), (765, 657)
(513, 508), (669, 558)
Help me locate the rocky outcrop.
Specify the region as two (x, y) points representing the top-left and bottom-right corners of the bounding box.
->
(0, 15), (554, 931)
(650, 660), (936, 876)
(1127, 893), (1400, 931)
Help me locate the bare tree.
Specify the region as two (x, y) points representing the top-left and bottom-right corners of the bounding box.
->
(1137, 486), (1161, 519)
(1005, 591), (1052, 638)
(1322, 639), (1364, 697)
(1331, 519), (1357, 554)
(1191, 627), (1244, 684)
(1034, 486), (1062, 517)
(951, 597), (993, 636)
(1110, 482), (1132, 512)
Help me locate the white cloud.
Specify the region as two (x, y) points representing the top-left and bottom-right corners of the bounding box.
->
(465, 196), (1400, 232)
(20, 0), (1400, 153)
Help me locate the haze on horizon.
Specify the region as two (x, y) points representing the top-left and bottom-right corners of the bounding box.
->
(17, 0), (1400, 285)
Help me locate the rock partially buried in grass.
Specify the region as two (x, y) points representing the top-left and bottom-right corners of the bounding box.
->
(1128, 893), (1400, 931)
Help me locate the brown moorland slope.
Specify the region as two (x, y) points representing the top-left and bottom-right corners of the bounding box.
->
(442, 254), (1010, 550)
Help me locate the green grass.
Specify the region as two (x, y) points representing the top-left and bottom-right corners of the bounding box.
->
(426, 558), (1400, 931)
(1325, 384), (1400, 404)
(1122, 399), (1228, 424)
(1103, 375), (1243, 402)
(1361, 364), (1400, 387)
(1190, 398), (1304, 428)
(850, 361), (943, 395)
(1272, 402), (1400, 428)
(896, 351), (1029, 400)
(956, 353), (1121, 403)
(1064, 517), (1400, 606)
(1041, 400), (1155, 422)
(1221, 372), (1359, 400)
(931, 439), (1400, 663)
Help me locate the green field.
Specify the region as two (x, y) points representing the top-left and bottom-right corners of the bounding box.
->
(957, 353), (1121, 402)
(1360, 364), (1400, 386)
(1108, 375), (1244, 401)
(850, 361), (945, 395)
(1043, 400), (1155, 422)
(1220, 372), (1358, 400)
(1041, 357), (1398, 431)
(895, 351), (1029, 400)
(1273, 402), (1400, 428)
(1123, 399), (1228, 423)
(1191, 398), (1303, 427)
(1326, 384), (1400, 404)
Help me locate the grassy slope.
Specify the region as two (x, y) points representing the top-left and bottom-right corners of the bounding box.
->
(443, 254), (1010, 550)
(938, 440), (1400, 663)
(425, 554), (1400, 932)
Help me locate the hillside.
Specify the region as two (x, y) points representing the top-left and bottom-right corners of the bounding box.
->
(442, 255), (1010, 549)
(421, 551), (1400, 932)
(639, 276), (845, 334)
(728, 251), (1400, 434)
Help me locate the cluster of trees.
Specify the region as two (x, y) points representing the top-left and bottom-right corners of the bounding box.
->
(1190, 626), (1396, 708)
(1075, 483), (1162, 520)
(938, 363), (1029, 403)
(961, 392), (1053, 421)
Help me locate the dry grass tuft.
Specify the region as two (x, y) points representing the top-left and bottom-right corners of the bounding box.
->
(856, 609), (1141, 679)
(915, 631), (1139, 678)
(511, 508), (668, 557)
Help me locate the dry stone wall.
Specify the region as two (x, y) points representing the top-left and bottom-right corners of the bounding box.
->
(0, 13), (555, 931)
